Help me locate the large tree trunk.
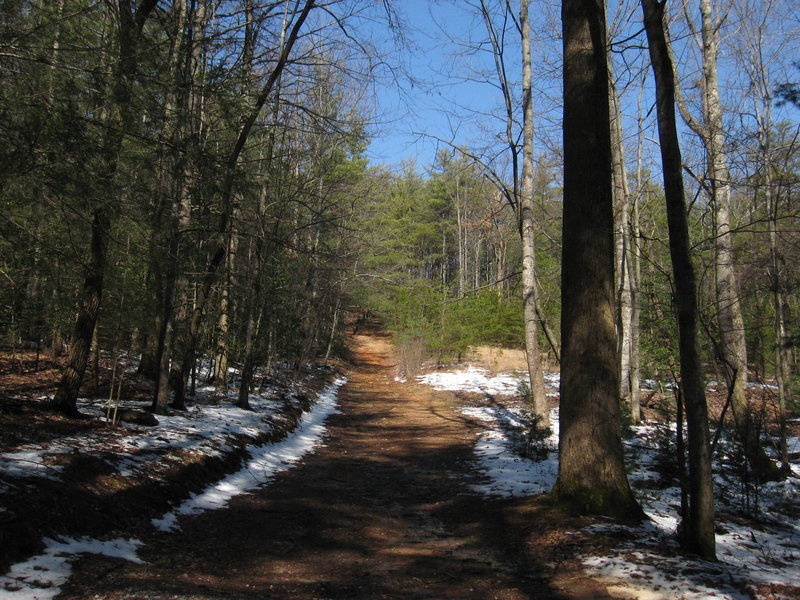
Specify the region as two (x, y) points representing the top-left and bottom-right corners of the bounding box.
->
(552, 0), (641, 519)
(641, 0), (715, 560)
(520, 0), (549, 427)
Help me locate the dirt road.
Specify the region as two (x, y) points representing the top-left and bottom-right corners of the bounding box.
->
(60, 330), (610, 599)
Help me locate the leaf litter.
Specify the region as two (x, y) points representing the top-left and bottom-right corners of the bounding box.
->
(0, 371), (346, 600)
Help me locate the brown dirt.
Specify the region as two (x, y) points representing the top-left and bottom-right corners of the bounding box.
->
(56, 327), (613, 600)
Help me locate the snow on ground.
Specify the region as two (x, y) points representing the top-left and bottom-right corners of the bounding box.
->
(0, 390), (285, 483)
(153, 377), (345, 531)
(419, 367), (800, 600)
(0, 538), (143, 600)
(0, 376), (346, 599)
(461, 405), (559, 496)
(418, 365), (560, 397)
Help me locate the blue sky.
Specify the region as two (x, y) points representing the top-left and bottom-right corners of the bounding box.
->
(361, 0), (799, 176)
(364, 0), (527, 169)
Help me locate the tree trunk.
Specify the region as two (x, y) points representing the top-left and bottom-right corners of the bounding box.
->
(238, 183), (271, 409)
(763, 116), (791, 470)
(51, 208), (109, 416)
(212, 238), (234, 390)
(325, 294), (342, 360)
(237, 301), (261, 410)
(629, 81), (647, 426)
(520, 0), (549, 427)
(609, 57), (638, 422)
(641, 0), (715, 559)
(553, 0), (641, 519)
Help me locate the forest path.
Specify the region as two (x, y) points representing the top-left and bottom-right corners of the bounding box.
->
(59, 327), (610, 600)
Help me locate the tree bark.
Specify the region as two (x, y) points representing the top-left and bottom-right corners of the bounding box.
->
(609, 57), (638, 422)
(212, 233), (235, 390)
(51, 208), (109, 416)
(641, 0), (716, 560)
(520, 0), (550, 427)
(552, 0), (641, 519)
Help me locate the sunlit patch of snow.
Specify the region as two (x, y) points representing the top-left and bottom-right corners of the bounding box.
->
(152, 377), (346, 531)
(0, 537), (143, 600)
(417, 366), (561, 397)
(418, 366), (521, 395)
(747, 381), (780, 391)
(460, 406), (558, 497)
(703, 380), (779, 392)
(542, 371), (561, 395)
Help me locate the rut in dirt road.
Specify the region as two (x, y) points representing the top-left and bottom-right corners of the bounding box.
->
(60, 330), (609, 600)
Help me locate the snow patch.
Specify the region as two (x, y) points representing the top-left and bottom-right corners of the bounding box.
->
(0, 537), (143, 600)
(152, 377), (346, 531)
(418, 367), (800, 599)
(0, 450), (63, 480)
(461, 405), (558, 497)
(417, 366), (560, 397)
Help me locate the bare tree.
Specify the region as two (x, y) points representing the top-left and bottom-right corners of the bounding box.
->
(641, 0), (716, 560)
(519, 0), (550, 427)
(674, 0), (779, 480)
(608, 53), (642, 423)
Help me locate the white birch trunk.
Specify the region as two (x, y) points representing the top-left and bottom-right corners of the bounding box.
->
(520, 0), (549, 426)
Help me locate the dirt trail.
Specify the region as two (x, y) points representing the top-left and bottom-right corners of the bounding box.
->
(60, 329), (610, 599)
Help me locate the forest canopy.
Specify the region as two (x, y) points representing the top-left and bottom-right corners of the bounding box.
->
(0, 0), (798, 433)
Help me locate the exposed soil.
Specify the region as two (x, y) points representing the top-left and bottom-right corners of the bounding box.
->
(52, 326), (614, 600)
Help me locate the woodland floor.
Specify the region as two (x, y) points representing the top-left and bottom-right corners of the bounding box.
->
(5, 325), (796, 599)
(0, 325), (633, 600)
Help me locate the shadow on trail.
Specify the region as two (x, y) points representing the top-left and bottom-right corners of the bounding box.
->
(68, 456), (580, 599)
(59, 331), (612, 600)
